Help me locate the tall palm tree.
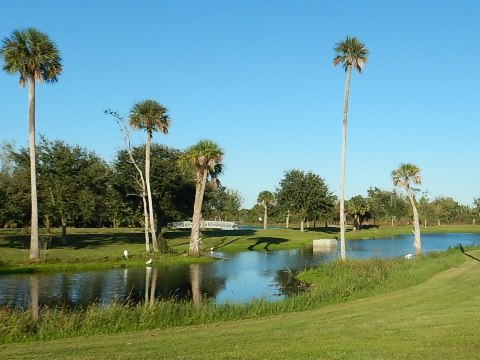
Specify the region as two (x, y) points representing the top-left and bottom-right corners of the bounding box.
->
(179, 140), (224, 256)
(257, 191), (275, 229)
(129, 99), (170, 252)
(392, 163), (422, 255)
(1, 28), (62, 260)
(333, 36), (368, 260)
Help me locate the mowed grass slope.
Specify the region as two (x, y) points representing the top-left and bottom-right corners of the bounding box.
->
(2, 251), (479, 359)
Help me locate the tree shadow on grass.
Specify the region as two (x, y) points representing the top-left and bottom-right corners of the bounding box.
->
(458, 244), (480, 262)
(247, 237), (289, 251)
(0, 232), (145, 250)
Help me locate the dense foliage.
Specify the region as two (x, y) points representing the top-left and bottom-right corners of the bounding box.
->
(0, 139), (478, 230)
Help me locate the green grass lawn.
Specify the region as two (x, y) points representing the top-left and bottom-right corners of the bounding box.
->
(1, 224), (480, 273)
(1, 249), (479, 359)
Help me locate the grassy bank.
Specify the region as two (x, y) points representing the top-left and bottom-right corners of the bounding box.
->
(0, 246), (468, 345)
(1, 224), (479, 274)
(1, 249), (479, 358)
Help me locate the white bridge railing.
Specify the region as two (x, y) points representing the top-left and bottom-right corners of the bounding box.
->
(167, 220), (238, 230)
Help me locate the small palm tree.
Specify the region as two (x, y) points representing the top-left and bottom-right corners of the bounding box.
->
(129, 99), (170, 252)
(179, 140), (224, 256)
(1, 28), (62, 260)
(257, 191), (275, 229)
(392, 163), (422, 255)
(333, 36), (368, 260)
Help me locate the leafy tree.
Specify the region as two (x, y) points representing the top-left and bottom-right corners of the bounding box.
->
(303, 173), (335, 229)
(276, 170), (333, 232)
(5, 138), (111, 233)
(178, 140), (224, 256)
(346, 195), (371, 231)
(129, 100), (170, 252)
(392, 163), (422, 255)
(417, 192), (434, 227)
(205, 186), (243, 221)
(257, 191), (275, 229)
(333, 36), (369, 260)
(112, 144), (195, 251)
(1, 28), (62, 260)
(36, 138), (109, 236)
(367, 187), (407, 226)
(0, 143), (30, 227)
(431, 196), (467, 225)
(472, 198), (480, 225)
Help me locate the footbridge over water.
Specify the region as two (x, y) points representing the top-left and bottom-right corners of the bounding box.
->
(167, 220), (238, 230)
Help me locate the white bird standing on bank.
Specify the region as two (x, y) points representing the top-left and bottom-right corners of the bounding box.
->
(146, 258), (153, 265)
(123, 249), (129, 259)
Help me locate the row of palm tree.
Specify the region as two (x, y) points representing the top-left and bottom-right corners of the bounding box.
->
(1, 28), (223, 259)
(1, 28), (423, 259)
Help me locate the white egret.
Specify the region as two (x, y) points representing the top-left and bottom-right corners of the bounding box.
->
(123, 249), (129, 259)
(146, 258), (153, 265)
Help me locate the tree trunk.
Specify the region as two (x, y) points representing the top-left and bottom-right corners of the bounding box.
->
(339, 65), (352, 260)
(285, 211), (290, 229)
(145, 134), (158, 252)
(189, 169), (208, 256)
(263, 203), (267, 229)
(45, 215), (51, 234)
(61, 215), (67, 244)
(157, 226), (169, 253)
(142, 191), (150, 253)
(353, 214), (360, 231)
(28, 80), (40, 260)
(300, 218), (305, 232)
(407, 190), (421, 255)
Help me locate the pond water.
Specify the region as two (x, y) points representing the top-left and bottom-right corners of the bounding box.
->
(0, 233), (478, 310)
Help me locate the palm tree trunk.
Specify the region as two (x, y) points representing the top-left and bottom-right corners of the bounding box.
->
(28, 79), (39, 260)
(263, 203), (267, 230)
(339, 65), (352, 260)
(145, 134), (158, 252)
(285, 211), (290, 229)
(142, 191), (150, 252)
(406, 190), (421, 255)
(190, 169), (208, 256)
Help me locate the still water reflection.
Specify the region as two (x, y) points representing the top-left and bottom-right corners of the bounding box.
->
(0, 233), (478, 309)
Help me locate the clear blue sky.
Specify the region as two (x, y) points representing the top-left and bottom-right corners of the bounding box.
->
(1, 0), (479, 208)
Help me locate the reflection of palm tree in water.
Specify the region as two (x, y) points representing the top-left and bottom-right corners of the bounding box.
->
(190, 264), (202, 307)
(30, 274), (40, 322)
(144, 267), (158, 305)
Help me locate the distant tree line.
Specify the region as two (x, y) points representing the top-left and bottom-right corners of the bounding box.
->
(0, 137), (480, 230)
(1, 141), (478, 233)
